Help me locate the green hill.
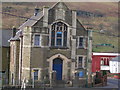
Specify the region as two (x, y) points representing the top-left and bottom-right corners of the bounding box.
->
(2, 2), (119, 53)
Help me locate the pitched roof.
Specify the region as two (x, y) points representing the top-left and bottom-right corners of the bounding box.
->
(11, 11), (43, 40)
(18, 11), (43, 30)
(18, 2), (68, 31)
(12, 2), (85, 41)
(111, 56), (120, 62)
(50, 2), (69, 10)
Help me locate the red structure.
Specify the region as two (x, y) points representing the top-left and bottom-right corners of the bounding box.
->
(92, 53), (119, 73)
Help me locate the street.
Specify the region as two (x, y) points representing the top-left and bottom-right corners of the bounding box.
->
(107, 78), (119, 88)
(96, 78), (120, 89)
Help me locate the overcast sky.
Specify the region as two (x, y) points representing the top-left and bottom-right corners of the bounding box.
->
(1, 0), (119, 2)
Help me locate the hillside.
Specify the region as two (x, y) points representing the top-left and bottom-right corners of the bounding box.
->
(2, 2), (119, 53)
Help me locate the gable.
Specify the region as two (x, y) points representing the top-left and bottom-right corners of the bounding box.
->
(48, 2), (72, 25)
(50, 2), (69, 11)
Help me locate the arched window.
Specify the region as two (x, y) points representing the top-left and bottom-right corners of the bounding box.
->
(51, 22), (68, 47)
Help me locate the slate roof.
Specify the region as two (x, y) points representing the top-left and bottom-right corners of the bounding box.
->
(18, 11), (43, 30)
(10, 11), (43, 41)
(10, 2), (84, 41)
(111, 56), (120, 62)
(0, 30), (13, 47)
(17, 2), (69, 31)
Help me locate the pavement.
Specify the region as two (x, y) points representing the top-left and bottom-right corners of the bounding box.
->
(2, 87), (119, 90)
(2, 78), (120, 90)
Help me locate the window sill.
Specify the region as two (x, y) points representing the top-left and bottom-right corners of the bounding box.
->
(77, 47), (87, 49)
(33, 45), (41, 48)
(50, 46), (69, 49)
(76, 67), (84, 69)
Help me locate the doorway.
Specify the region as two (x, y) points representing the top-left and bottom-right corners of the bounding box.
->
(53, 58), (63, 80)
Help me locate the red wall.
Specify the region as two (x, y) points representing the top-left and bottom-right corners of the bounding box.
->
(92, 55), (116, 73)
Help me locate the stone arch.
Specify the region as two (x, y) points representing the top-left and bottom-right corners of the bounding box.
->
(47, 54), (71, 80)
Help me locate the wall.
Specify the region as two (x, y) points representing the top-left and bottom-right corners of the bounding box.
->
(2, 47), (10, 85)
(9, 41), (20, 85)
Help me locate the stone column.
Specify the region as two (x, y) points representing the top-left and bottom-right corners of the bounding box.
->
(22, 26), (32, 82)
(43, 7), (49, 27)
(71, 10), (77, 78)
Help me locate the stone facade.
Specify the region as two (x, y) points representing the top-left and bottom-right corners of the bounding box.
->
(9, 2), (92, 87)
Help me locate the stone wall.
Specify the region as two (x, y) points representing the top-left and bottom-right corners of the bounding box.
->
(9, 40), (20, 85)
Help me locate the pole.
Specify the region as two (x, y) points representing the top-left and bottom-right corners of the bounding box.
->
(32, 70), (35, 88)
(42, 76), (46, 90)
(86, 29), (92, 87)
(86, 30), (89, 87)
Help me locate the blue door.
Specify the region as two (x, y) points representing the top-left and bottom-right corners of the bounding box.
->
(53, 58), (63, 80)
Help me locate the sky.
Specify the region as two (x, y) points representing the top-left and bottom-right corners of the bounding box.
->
(1, 0), (119, 2)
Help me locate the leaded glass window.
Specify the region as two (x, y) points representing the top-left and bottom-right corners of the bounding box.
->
(51, 22), (68, 47)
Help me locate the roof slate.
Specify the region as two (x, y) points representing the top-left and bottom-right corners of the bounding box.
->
(10, 11), (43, 40)
(18, 11), (43, 30)
(111, 56), (120, 62)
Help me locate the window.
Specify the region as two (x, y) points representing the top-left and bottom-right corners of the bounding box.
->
(34, 35), (40, 46)
(56, 32), (62, 46)
(79, 37), (84, 47)
(101, 57), (109, 66)
(78, 57), (83, 68)
(34, 70), (39, 80)
(77, 56), (86, 69)
(51, 22), (68, 47)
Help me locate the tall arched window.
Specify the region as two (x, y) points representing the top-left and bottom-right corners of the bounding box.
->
(51, 22), (68, 47)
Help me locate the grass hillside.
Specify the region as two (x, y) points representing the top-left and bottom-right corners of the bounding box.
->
(2, 2), (119, 53)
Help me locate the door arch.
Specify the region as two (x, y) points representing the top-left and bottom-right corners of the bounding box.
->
(53, 58), (63, 80)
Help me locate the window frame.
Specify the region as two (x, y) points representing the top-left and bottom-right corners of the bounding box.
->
(77, 55), (86, 69)
(50, 21), (68, 48)
(33, 34), (41, 47)
(56, 31), (63, 46)
(77, 36), (87, 49)
(32, 68), (41, 81)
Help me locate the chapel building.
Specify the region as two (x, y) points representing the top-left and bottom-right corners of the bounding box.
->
(9, 2), (92, 87)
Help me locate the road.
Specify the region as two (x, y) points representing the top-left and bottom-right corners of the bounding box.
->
(97, 78), (120, 88)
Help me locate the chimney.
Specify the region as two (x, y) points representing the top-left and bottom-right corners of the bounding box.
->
(12, 26), (16, 37)
(34, 6), (40, 16)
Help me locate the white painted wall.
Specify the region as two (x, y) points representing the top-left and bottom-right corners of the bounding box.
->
(109, 61), (120, 73)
